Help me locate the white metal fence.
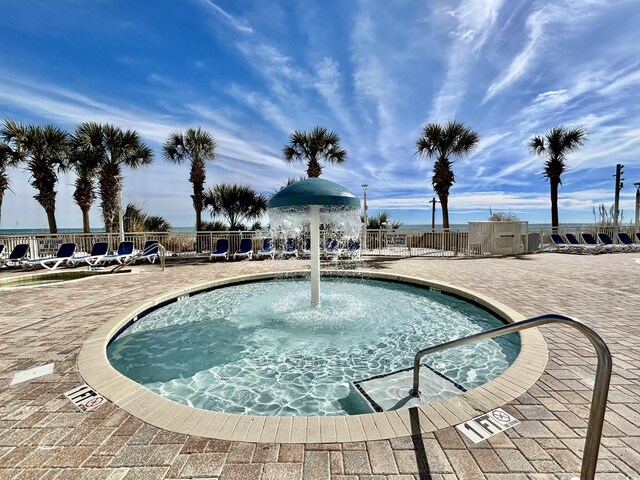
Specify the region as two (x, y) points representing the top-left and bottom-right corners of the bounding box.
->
(1, 225), (638, 260)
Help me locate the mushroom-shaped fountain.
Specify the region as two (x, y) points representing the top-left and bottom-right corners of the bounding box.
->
(268, 178), (361, 307)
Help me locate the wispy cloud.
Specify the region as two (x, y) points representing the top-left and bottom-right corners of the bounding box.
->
(195, 0), (253, 34)
(483, 8), (546, 102)
(430, 0), (504, 120)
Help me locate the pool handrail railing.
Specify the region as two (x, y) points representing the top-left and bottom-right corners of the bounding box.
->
(409, 313), (611, 480)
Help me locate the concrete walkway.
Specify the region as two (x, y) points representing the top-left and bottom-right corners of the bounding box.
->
(0, 252), (638, 479)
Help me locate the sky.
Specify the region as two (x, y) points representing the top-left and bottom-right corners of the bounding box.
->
(0, 0), (639, 230)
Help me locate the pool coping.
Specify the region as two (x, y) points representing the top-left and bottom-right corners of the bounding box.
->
(77, 270), (549, 443)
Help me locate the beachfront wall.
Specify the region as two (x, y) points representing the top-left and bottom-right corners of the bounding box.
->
(1, 224), (637, 260)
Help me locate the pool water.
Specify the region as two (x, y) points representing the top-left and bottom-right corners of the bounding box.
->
(107, 277), (520, 416)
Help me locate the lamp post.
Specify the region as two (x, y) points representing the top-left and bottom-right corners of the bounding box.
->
(429, 197), (439, 230)
(115, 175), (125, 243)
(635, 182), (640, 230)
(362, 184), (368, 252)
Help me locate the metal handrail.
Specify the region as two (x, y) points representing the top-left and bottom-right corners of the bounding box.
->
(409, 314), (611, 480)
(110, 242), (166, 273)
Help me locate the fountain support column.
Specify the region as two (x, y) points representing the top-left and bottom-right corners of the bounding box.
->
(310, 205), (321, 307)
(267, 178), (361, 308)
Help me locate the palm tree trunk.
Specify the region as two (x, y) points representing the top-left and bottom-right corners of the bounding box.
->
(82, 208), (91, 233)
(439, 194), (450, 230)
(550, 178), (560, 232)
(0, 191), (3, 228)
(196, 209), (202, 232)
(307, 158), (322, 177)
(46, 208), (58, 234)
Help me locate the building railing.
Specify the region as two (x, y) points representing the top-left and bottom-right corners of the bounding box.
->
(1, 224), (638, 260)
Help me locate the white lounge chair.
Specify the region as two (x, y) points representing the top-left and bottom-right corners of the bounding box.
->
(597, 233), (628, 252)
(343, 239), (361, 259)
(98, 241), (135, 265)
(67, 242), (109, 267)
(23, 242), (76, 270)
(324, 238), (340, 258)
(134, 240), (160, 263)
(0, 244), (30, 268)
(617, 233), (640, 252)
(256, 238), (275, 260)
(233, 238), (253, 260)
(209, 239), (229, 261)
(281, 238), (298, 258)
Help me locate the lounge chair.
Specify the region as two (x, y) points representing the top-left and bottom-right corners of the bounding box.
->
(98, 241), (135, 265)
(565, 234), (599, 254)
(301, 238), (311, 257)
(0, 243), (30, 268)
(282, 238), (298, 258)
(597, 233), (627, 252)
(580, 233), (610, 253)
(550, 234), (575, 253)
(209, 238), (229, 261)
(636, 232), (640, 243)
(67, 242), (109, 267)
(344, 239), (361, 259)
(233, 238), (253, 260)
(23, 242), (76, 270)
(256, 238), (275, 260)
(131, 240), (160, 264)
(324, 237), (339, 257)
(0, 244), (4, 257)
(617, 232), (640, 251)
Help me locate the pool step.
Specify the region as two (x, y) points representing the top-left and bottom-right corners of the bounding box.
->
(349, 365), (466, 413)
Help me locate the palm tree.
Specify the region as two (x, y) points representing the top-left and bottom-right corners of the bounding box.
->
(530, 126), (587, 231)
(1, 120), (69, 233)
(116, 202), (171, 232)
(163, 128), (216, 231)
(364, 211), (402, 230)
(415, 121), (479, 229)
(99, 124), (153, 233)
(0, 141), (20, 228)
(283, 126), (347, 177)
(69, 122), (103, 233)
(204, 183), (268, 230)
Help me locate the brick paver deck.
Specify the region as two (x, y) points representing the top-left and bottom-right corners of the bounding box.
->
(1, 252), (638, 479)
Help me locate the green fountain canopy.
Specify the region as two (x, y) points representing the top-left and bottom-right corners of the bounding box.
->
(268, 178), (361, 209)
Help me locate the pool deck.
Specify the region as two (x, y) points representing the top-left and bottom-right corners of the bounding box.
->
(1, 252), (639, 479)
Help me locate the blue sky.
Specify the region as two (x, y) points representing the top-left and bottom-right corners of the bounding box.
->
(1, 0), (639, 229)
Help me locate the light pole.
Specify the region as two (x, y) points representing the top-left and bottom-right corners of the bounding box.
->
(635, 182), (640, 230)
(115, 175), (125, 243)
(361, 184), (368, 252)
(429, 197), (439, 230)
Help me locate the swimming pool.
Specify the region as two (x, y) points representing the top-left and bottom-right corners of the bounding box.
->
(107, 275), (520, 416)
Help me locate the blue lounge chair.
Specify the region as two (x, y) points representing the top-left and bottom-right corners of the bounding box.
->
(580, 233), (609, 253)
(324, 237), (339, 257)
(550, 234), (574, 253)
(282, 238), (298, 258)
(617, 232), (640, 251)
(565, 234), (598, 254)
(0, 243), (30, 268)
(256, 238), (275, 260)
(23, 242), (76, 270)
(135, 240), (160, 263)
(597, 233), (627, 252)
(301, 238), (311, 257)
(67, 242), (109, 267)
(233, 238), (253, 260)
(209, 238), (229, 261)
(99, 241), (135, 265)
(344, 239), (361, 258)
